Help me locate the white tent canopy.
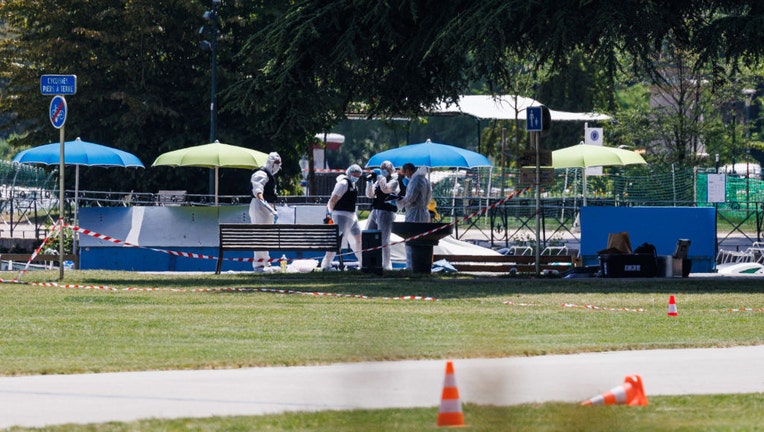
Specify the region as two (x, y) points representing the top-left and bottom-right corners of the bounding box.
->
(431, 94), (611, 122)
(314, 132), (345, 145)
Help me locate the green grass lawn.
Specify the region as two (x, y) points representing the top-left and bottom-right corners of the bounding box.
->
(3, 270), (764, 431)
(32, 396), (763, 432)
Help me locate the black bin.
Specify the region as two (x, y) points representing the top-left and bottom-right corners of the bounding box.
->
(361, 230), (383, 275)
(392, 222), (453, 274)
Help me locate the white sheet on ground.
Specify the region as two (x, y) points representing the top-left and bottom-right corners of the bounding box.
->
(358, 216), (501, 265)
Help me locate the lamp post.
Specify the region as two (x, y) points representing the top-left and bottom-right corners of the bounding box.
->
(715, 153), (719, 174)
(731, 114), (736, 174)
(202, 0), (221, 200)
(742, 89), (756, 210)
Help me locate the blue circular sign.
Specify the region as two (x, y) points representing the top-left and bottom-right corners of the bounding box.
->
(49, 95), (67, 129)
(589, 129), (600, 142)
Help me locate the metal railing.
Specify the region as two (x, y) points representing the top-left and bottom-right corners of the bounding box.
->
(1, 189), (761, 255)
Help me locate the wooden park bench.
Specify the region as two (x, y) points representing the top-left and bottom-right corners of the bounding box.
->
(432, 253), (580, 274)
(215, 223), (341, 274)
(0, 253), (79, 270)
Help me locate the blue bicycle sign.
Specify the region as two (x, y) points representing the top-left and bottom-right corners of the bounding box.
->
(49, 95), (67, 129)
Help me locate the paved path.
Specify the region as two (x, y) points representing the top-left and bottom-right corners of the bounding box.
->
(2, 345), (763, 428)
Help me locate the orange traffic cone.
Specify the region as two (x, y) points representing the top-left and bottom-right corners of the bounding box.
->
(437, 361), (466, 427)
(581, 374), (648, 406)
(667, 295), (678, 316)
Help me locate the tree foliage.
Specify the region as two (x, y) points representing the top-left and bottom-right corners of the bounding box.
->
(234, 1), (707, 120)
(1, 0), (764, 197)
(0, 0), (287, 196)
(233, 0), (764, 165)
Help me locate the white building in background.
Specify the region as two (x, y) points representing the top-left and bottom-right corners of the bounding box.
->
(722, 162), (760, 178)
(299, 133), (347, 196)
(312, 132), (344, 169)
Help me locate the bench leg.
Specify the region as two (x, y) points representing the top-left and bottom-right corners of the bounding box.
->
(215, 250), (223, 274)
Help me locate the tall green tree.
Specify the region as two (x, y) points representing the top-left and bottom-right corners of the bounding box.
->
(2, 0), (764, 197)
(0, 0), (207, 193)
(232, 1), (703, 125)
(232, 0), (763, 161)
(0, 0), (287, 196)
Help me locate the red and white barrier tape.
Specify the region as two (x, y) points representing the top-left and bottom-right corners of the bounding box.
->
(16, 218), (63, 281)
(562, 303), (646, 313)
(19, 281), (437, 300)
(303, 168), (346, 173)
(10, 188), (532, 277)
(70, 225), (219, 261)
(7, 279), (764, 308)
(503, 300), (539, 306)
(366, 187), (531, 256)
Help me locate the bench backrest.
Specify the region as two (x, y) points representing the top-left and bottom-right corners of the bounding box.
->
(219, 223), (340, 252)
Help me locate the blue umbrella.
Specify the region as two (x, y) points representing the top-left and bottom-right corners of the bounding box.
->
(12, 137), (144, 168)
(365, 139), (491, 168)
(12, 137), (144, 230)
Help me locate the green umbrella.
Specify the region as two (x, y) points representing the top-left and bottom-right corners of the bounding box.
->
(552, 143), (647, 168)
(152, 140), (269, 205)
(552, 143), (647, 205)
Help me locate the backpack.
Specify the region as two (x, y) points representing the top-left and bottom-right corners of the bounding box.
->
(634, 242), (657, 256)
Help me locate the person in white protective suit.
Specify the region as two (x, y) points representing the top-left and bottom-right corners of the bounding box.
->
(320, 164), (364, 270)
(249, 152), (281, 272)
(396, 163), (432, 269)
(364, 160), (399, 270)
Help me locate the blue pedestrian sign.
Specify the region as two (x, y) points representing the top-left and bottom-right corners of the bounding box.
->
(526, 106), (543, 132)
(49, 96), (67, 129)
(40, 74), (77, 95)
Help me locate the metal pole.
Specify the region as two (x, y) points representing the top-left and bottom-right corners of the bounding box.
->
(73, 164), (79, 263)
(534, 132), (541, 276)
(58, 125), (65, 280)
(208, 0), (219, 201)
(500, 127), (506, 197)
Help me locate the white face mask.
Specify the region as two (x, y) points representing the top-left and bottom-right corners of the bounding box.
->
(270, 162), (281, 174)
(348, 175), (359, 183)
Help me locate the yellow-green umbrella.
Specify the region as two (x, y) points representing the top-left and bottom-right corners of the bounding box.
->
(552, 143), (646, 169)
(152, 140), (268, 205)
(552, 143), (647, 206)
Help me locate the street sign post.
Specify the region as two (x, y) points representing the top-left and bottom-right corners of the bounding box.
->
(41, 73), (77, 280)
(525, 104), (550, 275)
(40, 75), (77, 95)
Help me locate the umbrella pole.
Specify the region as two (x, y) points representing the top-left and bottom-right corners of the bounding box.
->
(583, 168), (588, 207)
(451, 168), (459, 220)
(562, 168), (569, 221)
(74, 165), (79, 262)
(486, 165), (492, 201)
(215, 166), (219, 206)
(573, 168), (579, 209)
